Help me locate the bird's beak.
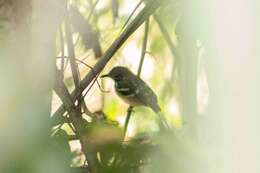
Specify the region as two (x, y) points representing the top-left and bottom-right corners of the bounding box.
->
(100, 74), (110, 78)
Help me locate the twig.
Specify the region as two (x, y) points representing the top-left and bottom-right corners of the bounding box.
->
(123, 18), (150, 138)
(75, 58), (109, 93)
(52, 0), (162, 126)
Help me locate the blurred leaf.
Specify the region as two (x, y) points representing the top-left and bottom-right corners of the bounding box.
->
(70, 6), (102, 58)
(82, 120), (123, 151)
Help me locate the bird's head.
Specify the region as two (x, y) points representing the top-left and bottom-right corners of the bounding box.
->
(101, 66), (132, 81)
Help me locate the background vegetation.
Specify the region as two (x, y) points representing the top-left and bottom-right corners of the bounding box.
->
(0, 0), (259, 173)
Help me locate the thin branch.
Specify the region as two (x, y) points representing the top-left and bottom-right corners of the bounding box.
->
(119, 0), (143, 33)
(75, 58), (109, 93)
(82, 74), (100, 97)
(52, 0), (163, 125)
(65, 16), (88, 111)
(124, 18), (150, 138)
(65, 17), (81, 92)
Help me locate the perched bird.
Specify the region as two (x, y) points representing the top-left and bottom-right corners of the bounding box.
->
(101, 66), (169, 129)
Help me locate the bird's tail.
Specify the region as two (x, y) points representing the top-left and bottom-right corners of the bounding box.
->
(151, 103), (170, 130)
(156, 111), (171, 130)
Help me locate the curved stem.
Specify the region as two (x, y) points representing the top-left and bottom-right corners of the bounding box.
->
(153, 14), (180, 74)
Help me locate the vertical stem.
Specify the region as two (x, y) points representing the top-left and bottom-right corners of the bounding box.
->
(123, 18), (150, 138)
(64, 15), (87, 111)
(64, 17), (81, 92)
(123, 106), (133, 135)
(59, 26), (65, 79)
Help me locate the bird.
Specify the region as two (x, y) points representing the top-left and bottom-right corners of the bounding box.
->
(101, 66), (169, 129)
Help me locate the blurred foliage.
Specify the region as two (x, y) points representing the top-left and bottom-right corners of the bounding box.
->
(0, 0), (210, 172)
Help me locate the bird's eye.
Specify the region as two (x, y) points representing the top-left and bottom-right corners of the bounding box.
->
(113, 74), (122, 80)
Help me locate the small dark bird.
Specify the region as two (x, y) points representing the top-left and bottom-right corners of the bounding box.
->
(101, 66), (169, 129)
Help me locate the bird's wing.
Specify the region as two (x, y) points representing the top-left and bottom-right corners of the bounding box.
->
(133, 76), (160, 111)
(115, 78), (137, 97)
